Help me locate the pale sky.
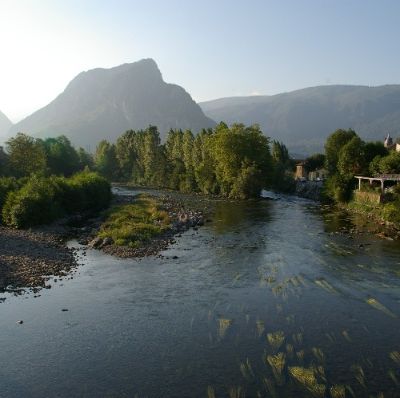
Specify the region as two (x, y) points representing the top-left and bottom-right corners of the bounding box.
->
(1, 0), (400, 122)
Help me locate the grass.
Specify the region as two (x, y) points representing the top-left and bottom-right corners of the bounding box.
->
(98, 194), (171, 248)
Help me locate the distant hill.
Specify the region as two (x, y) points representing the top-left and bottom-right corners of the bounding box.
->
(200, 85), (400, 155)
(10, 59), (215, 149)
(0, 110), (12, 142)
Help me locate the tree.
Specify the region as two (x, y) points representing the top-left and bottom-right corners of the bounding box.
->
(376, 151), (400, 174)
(325, 129), (357, 174)
(304, 153), (325, 172)
(211, 123), (272, 198)
(77, 147), (94, 170)
(337, 136), (366, 178)
(271, 141), (290, 166)
(364, 141), (388, 165)
(0, 146), (9, 176)
(43, 135), (80, 176)
(6, 133), (47, 177)
(94, 140), (118, 180)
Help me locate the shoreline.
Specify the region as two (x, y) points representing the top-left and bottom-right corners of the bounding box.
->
(0, 191), (208, 295)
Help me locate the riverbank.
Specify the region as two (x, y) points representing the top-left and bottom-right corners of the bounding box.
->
(0, 225), (77, 293)
(0, 190), (207, 293)
(339, 200), (400, 240)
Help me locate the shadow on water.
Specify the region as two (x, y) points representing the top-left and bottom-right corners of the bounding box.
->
(1, 188), (400, 397)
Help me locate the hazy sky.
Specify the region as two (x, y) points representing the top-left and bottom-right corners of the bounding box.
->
(1, 0), (400, 122)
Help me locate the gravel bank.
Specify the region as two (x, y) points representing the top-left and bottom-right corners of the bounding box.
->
(0, 226), (77, 294)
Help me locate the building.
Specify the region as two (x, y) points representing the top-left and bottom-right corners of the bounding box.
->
(308, 169), (328, 181)
(295, 162), (307, 180)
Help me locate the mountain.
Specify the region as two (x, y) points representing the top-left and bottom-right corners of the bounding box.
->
(200, 85), (400, 156)
(10, 59), (215, 149)
(0, 110), (12, 142)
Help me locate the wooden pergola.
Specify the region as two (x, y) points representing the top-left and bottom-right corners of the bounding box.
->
(355, 174), (400, 193)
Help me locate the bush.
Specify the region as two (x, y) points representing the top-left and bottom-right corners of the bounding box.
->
(2, 171), (111, 228)
(0, 177), (22, 214)
(323, 174), (354, 203)
(382, 202), (400, 224)
(2, 176), (64, 228)
(62, 171), (112, 212)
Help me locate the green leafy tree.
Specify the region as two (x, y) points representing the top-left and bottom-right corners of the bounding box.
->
(43, 135), (80, 176)
(376, 151), (400, 174)
(77, 147), (94, 170)
(337, 136), (366, 178)
(0, 146), (9, 176)
(364, 141), (388, 165)
(94, 140), (118, 180)
(325, 129), (357, 174)
(6, 133), (47, 177)
(304, 153), (325, 172)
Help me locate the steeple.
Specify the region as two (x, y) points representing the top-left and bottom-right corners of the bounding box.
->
(384, 133), (393, 148)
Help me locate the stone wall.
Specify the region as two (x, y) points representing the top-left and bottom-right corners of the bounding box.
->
(295, 181), (323, 201)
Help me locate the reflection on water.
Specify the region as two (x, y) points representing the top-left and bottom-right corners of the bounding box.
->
(1, 188), (400, 397)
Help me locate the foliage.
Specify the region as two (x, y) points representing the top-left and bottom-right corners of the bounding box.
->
(337, 136), (366, 177)
(375, 151), (400, 174)
(363, 141), (388, 164)
(270, 141), (295, 193)
(61, 171), (112, 213)
(0, 146), (9, 175)
(112, 123), (273, 199)
(2, 176), (64, 228)
(304, 153), (325, 172)
(324, 129), (357, 174)
(2, 171), (111, 228)
(2, 133), (93, 178)
(0, 177), (23, 213)
(98, 194), (170, 247)
(6, 133), (47, 177)
(42, 135), (80, 176)
(323, 174), (354, 203)
(94, 140), (118, 180)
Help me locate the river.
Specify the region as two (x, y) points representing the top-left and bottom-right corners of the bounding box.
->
(1, 187), (399, 397)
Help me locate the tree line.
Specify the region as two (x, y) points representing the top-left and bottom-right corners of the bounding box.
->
(302, 128), (400, 208)
(0, 133), (93, 178)
(94, 122), (291, 199)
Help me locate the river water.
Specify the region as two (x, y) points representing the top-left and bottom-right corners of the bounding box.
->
(1, 188), (399, 397)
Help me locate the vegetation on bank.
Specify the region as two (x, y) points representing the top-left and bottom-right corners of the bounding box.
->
(98, 194), (171, 248)
(301, 128), (400, 229)
(94, 122), (293, 199)
(0, 172), (111, 228)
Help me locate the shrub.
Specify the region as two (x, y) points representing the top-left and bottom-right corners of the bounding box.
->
(2, 171), (111, 228)
(2, 176), (64, 228)
(323, 174), (354, 203)
(382, 202), (400, 224)
(0, 177), (22, 214)
(64, 171), (112, 212)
